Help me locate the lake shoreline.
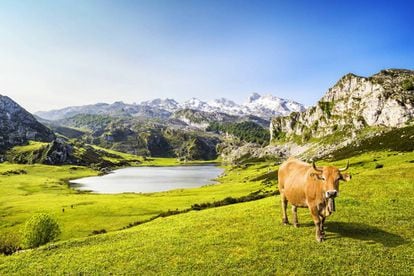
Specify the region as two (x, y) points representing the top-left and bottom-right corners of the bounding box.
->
(69, 165), (225, 194)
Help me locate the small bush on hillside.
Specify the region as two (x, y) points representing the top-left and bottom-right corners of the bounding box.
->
(401, 79), (414, 91)
(22, 213), (61, 248)
(0, 232), (21, 255)
(91, 229), (107, 235)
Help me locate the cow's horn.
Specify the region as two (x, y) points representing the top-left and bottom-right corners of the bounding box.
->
(339, 160), (349, 172)
(312, 161), (323, 172)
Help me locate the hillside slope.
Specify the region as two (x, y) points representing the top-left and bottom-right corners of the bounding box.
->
(54, 114), (221, 160)
(0, 95), (54, 152)
(1, 151), (413, 274)
(4, 140), (143, 167)
(270, 69), (414, 142)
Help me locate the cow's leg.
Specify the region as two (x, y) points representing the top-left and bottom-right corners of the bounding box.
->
(321, 217), (326, 236)
(292, 205), (299, 227)
(319, 216), (326, 237)
(281, 194), (289, 225)
(309, 207), (324, 242)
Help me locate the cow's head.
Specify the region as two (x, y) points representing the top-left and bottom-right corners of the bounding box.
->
(311, 160), (351, 199)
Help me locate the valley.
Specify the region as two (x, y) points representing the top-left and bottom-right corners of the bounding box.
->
(1, 1), (413, 273)
(0, 69), (413, 274)
(0, 151), (413, 274)
(0, 157), (276, 241)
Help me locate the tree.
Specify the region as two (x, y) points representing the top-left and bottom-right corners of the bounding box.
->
(22, 213), (61, 248)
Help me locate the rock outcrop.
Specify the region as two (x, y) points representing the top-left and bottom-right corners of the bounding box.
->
(0, 95), (55, 152)
(218, 139), (288, 165)
(43, 139), (74, 165)
(270, 69), (414, 143)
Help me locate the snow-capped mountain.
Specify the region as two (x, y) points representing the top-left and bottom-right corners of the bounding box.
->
(140, 98), (179, 112)
(142, 93), (304, 119)
(242, 93), (305, 118)
(35, 93), (305, 121)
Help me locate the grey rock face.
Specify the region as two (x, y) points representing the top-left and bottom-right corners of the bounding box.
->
(219, 141), (289, 165)
(44, 138), (74, 165)
(270, 69), (414, 142)
(0, 95), (55, 152)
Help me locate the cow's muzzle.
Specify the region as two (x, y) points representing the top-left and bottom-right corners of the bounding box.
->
(326, 190), (338, 198)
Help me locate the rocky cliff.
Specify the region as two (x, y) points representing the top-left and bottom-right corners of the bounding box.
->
(0, 95), (55, 152)
(270, 69), (414, 143)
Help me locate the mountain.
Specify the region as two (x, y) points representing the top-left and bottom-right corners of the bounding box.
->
(172, 108), (269, 129)
(141, 98), (180, 112)
(268, 69), (414, 159)
(270, 69), (414, 141)
(243, 93), (306, 119)
(51, 113), (222, 160)
(147, 93), (305, 119)
(218, 69), (414, 165)
(35, 102), (172, 121)
(0, 95), (55, 152)
(35, 93), (305, 121)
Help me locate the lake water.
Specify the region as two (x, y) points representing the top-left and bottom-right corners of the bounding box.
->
(69, 165), (224, 194)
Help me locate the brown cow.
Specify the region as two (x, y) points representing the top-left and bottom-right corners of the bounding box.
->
(278, 157), (351, 242)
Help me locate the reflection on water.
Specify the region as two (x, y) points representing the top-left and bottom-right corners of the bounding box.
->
(69, 165), (224, 194)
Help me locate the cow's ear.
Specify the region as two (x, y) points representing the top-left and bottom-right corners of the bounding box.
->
(310, 173), (323, 181)
(341, 173), (352, 182)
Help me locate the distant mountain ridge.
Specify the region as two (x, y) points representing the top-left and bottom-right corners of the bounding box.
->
(35, 93), (305, 121)
(2, 68), (414, 165)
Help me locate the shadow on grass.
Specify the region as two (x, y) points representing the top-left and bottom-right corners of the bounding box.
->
(326, 221), (407, 247)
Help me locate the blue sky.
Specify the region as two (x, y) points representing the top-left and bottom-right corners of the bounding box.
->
(0, 0), (413, 112)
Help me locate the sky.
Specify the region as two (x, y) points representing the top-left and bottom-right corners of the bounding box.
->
(0, 0), (413, 112)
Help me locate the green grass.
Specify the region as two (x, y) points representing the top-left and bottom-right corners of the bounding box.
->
(0, 152), (414, 275)
(0, 150), (413, 274)
(0, 159), (275, 241)
(5, 141), (49, 154)
(4, 141), (50, 164)
(92, 144), (219, 167)
(328, 125), (414, 160)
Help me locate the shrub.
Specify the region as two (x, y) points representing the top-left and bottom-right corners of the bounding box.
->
(318, 101), (334, 118)
(22, 213), (61, 248)
(0, 232), (21, 255)
(401, 79), (414, 91)
(207, 121), (270, 145)
(91, 229), (107, 235)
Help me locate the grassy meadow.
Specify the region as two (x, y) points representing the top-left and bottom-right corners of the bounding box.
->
(0, 150), (413, 274)
(0, 157), (275, 241)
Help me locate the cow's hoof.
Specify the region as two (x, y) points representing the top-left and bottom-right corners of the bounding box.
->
(293, 223), (299, 228)
(282, 219), (289, 225)
(316, 236), (324, 242)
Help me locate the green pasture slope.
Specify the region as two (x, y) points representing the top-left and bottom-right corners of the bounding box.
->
(1, 151), (414, 274)
(0, 154), (274, 241)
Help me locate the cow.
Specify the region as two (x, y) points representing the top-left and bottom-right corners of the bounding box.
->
(277, 157), (351, 242)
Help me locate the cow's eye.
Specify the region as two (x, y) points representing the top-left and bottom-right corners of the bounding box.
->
(321, 176), (326, 181)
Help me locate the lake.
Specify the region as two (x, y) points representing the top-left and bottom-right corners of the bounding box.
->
(69, 165), (224, 194)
